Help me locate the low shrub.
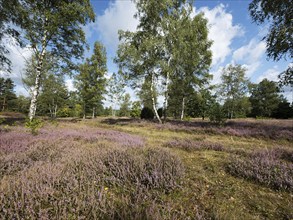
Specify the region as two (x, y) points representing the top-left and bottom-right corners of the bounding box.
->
(25, 118), (44, 135)
(226, 149), (293, 191)
(101, 148), (184, 191)
(0, 147), (188, 219)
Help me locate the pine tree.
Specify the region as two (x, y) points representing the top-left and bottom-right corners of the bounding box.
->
(76, 41), (107, 119)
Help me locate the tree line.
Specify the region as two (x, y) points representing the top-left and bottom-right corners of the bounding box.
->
(0, 0), (292, 122)
(1, 64), (292, 120)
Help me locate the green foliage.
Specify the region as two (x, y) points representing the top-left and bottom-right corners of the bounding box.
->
(57, 107), (71, 118)
(107, 73), (126, 116)
(249, 79), (282, 117)
(249, 0), (292, 87)
(0, 77), (17, 111)
(13, 95), (30, 114)
(249, 0), (292, 61)
(12, 0), (95, 120)
(76, 41), (107, 118)
(71, 104), (83, 118)
(119, 93), (132, 117)
(272, 100), (293, 119)
(186, 87), (216, 120)
(140, 107), (154, 120)
(0, 118), (5, 125)
(116, 0), (212, 123)
(137, 76), (157, 110)
(219, 64), (249, 119)
(15, 0), (95, 71)
(25, 118), (43, 135)
(23, 55), (69, 117)
(0, 0), (21, 72)
(209, 103), (227, 125)
(130, 101), (141, 118)
(278, 65), (293, 87)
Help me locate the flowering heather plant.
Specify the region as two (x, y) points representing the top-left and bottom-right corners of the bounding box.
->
(101, 148), (184, 191)
(154, 120), (293, 141)
(0, 141), (187, 219)
(0, 126), (144, 155)
(226, 149), (293, 191)
(165, 138), (225, 152)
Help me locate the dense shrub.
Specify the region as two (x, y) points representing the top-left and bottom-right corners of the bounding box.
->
(157, 108), (164, 118)
(226, 149), (293, 191)
(57, 106), (72, 117)
(140, 107), (154, 120)
(101, 148), (184, 191)
(0, 143), (187, 219)
(25, 118), (44, 135)
(208, 103), (227, 125)
(130, 101), (141, 118)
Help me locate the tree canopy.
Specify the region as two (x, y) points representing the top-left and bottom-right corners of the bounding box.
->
(75, 41), (107, 118)
(9, 0), (95, 120)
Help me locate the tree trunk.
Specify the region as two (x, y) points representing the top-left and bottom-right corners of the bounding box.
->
(2, 96), (6, 111)
(92, 107), (95, 119)
(28, 22), (48, 121)
(28, 59), (44, 121)
(83, 104), (86, 119)
(163, 73), (168, 122)
(163, 56), (171, 123)
(151, 73), (162, 124)
(54, 105), (57, 118)
(180, 97), (185, 121)
(111, 105), (115, 117)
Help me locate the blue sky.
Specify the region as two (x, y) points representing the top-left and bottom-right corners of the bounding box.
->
(2, 0), (292, 103)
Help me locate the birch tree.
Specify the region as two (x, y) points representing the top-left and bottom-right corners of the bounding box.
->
(13, 0), (95, 121)
(107, 73), (126, 117)
(23, 54), (68, 117)
(219, 64), (249, 119)
(116, 0), (192, 123)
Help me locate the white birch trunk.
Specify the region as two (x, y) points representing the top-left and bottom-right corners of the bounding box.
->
(28, 21), (48, 121)
(28, 64), (43, 121)
(54, 104), (57, 118)
(163, 56), (172, 122)
(180, 97), (185, 121)
(151, 73), (162, 124)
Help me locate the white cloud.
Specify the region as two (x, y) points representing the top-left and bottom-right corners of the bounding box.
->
(64, 78), (77, 92)
(232, 38), (266, 76)
(195, 4), (244, 66)
(256, 66), (280, 83)
(95, 1), (138, 53)
(0, 37), (32, 96)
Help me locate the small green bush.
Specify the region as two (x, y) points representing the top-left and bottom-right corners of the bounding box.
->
(57, 107), (71, 118)
(25, 118), (43, 135)
(209, 103), (227, 125)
